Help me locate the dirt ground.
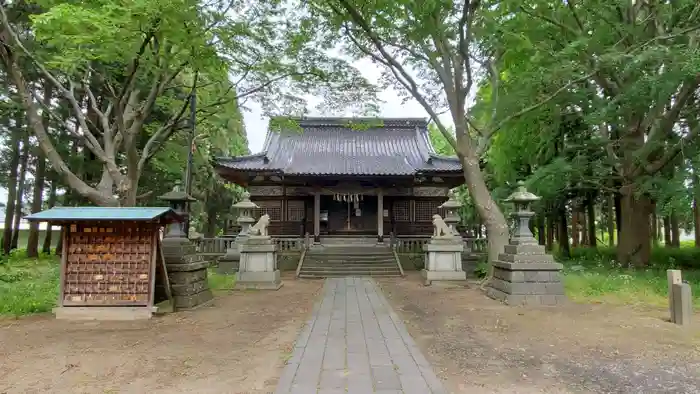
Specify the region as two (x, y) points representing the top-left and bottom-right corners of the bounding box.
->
(378, 273), (700, 394)
(0, 273), (323, 394)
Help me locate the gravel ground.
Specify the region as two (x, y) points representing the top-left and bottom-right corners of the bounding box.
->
(0, 274), (323, 394)
(378, 273), (700, 394)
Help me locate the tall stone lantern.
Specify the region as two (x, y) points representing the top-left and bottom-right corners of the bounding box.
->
(439, 189), (462, 235)
(159, 180), (197, 239)
(217, 191), (259, 274)
(158, 181), (213, 309)
(485, 181), (566, 306)
(504, 180), (540, 245)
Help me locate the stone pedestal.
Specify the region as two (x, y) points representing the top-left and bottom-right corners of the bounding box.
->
(235, 236), (282, 290)
(162, 237), (213, 309)
(421, 238), (466, 285)
(485, 242), (566, 305)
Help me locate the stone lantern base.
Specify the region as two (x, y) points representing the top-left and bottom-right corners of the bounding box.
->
(161, 237), (213, 309)
(485, 242), (566, 306)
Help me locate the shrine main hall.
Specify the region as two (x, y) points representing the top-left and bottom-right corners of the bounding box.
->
(214, 117), (463, 242)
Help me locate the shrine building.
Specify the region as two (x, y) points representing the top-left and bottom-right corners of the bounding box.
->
(214, 117), (463, 242)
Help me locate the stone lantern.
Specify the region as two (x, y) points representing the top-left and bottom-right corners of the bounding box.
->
(439, 189), (462, 235)
(159, 180), (196, 239)
(504, 180), (540, 245)
(233, 191), (258, 237)
(217, 191), (259, 274)
(158, 180), (213, 309)
(485, 180), (566, 306)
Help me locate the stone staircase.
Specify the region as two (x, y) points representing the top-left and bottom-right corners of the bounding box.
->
(298, 242), (402, 278)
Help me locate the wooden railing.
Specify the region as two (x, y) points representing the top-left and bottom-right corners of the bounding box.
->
(392, 236), (487, 254)
(194, 235), (486, 256)
(194, 236), (306, 256)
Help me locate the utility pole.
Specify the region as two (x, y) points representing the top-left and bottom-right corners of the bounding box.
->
(183, 86), (196, 236)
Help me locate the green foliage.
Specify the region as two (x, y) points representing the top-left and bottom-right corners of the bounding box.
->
(0, 252), (59, 316)
(207, 269), (236, 291)
(560, 247), (700, 308)
(563, 246), (700, 271)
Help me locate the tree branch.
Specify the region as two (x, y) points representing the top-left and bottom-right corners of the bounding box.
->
(332, 0), (458, 149)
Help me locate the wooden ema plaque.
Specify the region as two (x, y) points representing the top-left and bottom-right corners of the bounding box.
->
(62, 223), (157, 307)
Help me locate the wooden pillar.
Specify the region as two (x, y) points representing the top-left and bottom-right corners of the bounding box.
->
(377, 189), (384, 242)
(314, 192), (320, 243)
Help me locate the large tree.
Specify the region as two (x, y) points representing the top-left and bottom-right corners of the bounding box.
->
(1, 0), (375, 206)
(485, 0), (700, 266)
(307, 0), (587, 271)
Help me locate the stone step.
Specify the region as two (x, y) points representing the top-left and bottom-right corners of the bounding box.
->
(307, 252), (394, 257)
(304, 264), (397, 269)
(309, 249), (393, 255)
(301, 265), (399, 272)
(299, 272), (401, 278)
(305, 257), (396, 263)
(304, 259), (396, 267)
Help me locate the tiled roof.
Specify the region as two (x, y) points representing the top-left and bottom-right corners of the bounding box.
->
(216, 117), (462, 176)
(25, 207), (183, 223)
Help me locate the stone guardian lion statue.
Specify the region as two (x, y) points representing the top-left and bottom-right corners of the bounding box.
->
(248, 214), (270, 237)
(432, 214), (457, 237)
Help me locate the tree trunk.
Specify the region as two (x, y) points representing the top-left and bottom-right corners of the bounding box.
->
(27, 82), (53, 257)
(663, 216), (672, 247)
(557, 204), (571, 258)
(203, 199), (218, 238)
(55, 226), (64, 255)
(580, 207), (589, 245)
(571, 206), (579, 247)
(586, 198), (596, 247)
(607, 193), (615, 247)
(5, 63), (119, 207)
(546, 214), (555, 251)
(2, 112), (23, 255)
(11, 134), (30, 250)
(670, 212), (680, 248)
(26, 148), (46, 256)
(614, 191), (622, 245)
(456, 139), (509, 275)
(694, 173), (700, 247)
(617, 185), (651, 267)
(41, 181), (58, 254)
(695, 201), (700, 248)
(537, 213), (546, 246)
(651, 211), (658, 246)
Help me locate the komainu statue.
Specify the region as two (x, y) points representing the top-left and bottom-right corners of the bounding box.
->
(432, 214), (458, 237)
(248, 214), (270, 237)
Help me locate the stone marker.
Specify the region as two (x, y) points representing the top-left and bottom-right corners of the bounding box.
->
(421, 190), (467, 285)
(672, 282), (692, 326)
(218, 191), (258, 274)
(485, 181), (566, 306)
(667, 269), (682, 322)
(235, 214), (283, 290)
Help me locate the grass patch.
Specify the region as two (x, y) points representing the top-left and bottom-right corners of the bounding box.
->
(0, 251), (60, 317)
(208, 269), (236, 291)
(560, 249), (700, 308)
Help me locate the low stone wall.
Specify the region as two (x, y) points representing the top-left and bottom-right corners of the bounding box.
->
(398, 253), (478, 276)
(212, 252), (300, 273)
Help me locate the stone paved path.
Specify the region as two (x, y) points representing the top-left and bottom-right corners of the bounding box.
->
(275, 277), (447, 394)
